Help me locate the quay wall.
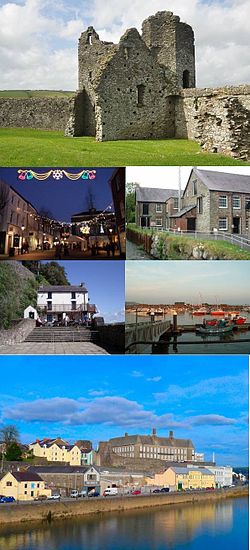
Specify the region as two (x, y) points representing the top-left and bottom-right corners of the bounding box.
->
(0, 487), (247, 526)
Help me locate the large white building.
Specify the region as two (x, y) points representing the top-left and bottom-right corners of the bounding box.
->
(37, 283), (97, 323)
(208, 466), (233, 488)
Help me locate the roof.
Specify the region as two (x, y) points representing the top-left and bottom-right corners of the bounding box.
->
(170, 466), (214, 475)
(37, 285), (87, 293)
(10, 471), (43, 482)
(136, 187), (179, 203)
(109, 434), (194, 448)
(170, 205), (196, 218)
(30, 438), (69, 446)
(194, 168), (250, 193)
(28, 465), (98, 474)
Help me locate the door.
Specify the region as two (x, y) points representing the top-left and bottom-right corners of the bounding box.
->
(141, 217), (150, 228)
(187, 218), (196, 231)
(233, 217), (240, 234)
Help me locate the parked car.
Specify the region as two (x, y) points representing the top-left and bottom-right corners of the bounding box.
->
(70, 490), (79, 498)
(160, 487), (170, 493)
(131, 490), (141, 495)
(0, 496), (15, 503)
(152, 489), (161, 493)
(34, 495), (47, 501)
(205, 487), (215, 491)
(79, 490), (87, 498)
(88, 491), (100, 498)
(47, 494), (61, 500)
(103, 487), (118, 497)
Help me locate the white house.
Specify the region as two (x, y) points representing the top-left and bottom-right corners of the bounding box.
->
(37, 284), (90, 323)
(24, 305), (38, 320)
(205, 466), (233, 488)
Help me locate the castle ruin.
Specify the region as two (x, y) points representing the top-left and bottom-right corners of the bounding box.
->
(0, 10), (249, 160)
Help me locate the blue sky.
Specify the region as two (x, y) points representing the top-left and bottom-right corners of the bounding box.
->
(0, 167), (114, 223)
(0, 0), (249, 89)
(126, 261), (250, 305)
(48, 261), (125, 322)
(0, 355), (248, 466)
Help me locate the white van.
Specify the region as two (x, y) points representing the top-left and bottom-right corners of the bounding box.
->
(103, 487), (118, 497)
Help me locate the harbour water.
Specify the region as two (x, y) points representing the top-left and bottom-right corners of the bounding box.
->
(126, 312), (250, 354)
(0, 497), (248, 550)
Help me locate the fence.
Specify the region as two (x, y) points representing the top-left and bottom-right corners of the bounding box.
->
(126, 228), (153, 254)
(165, 229), (250, 251)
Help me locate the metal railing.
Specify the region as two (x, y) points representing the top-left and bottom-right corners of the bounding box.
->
(165, 229), (250, 251)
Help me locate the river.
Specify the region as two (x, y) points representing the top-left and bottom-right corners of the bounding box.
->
(126, 312), (250, 354)
(0, 497), (247, 550)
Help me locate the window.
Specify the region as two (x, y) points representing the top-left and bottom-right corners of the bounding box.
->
(71, 292), (76, 299)
(219, 195), (228, 208)
(137, 84), (145, 106)
(183, 70), (190, 88)
(142, 203), (149, 215)
(47, 302), (52, 311)
(173, 197), (179, 209)
(48, 292), (52, 299)
(156, 203), (162, 213)
(197, 197), (203, 214)
(6, 482), (12, 486)
(192, 180), (197, 196)
(155, 219), (162, 226)
(24, 483), (27, 488)
(233, 196), (241, 209)
(72, 301), (76, 310)
(219, 218), (228, 231)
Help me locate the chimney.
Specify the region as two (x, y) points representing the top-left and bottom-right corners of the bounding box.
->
(169, 430), (174, 439)
(152, 428), (157, 436)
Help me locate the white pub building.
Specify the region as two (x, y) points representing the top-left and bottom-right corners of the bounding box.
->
(37, 283), (96, 324)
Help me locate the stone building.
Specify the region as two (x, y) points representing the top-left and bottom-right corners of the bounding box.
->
(136, 187), (179, 229)
(0, 11), (249, 159)
(99, 429), (195, 463)
(169, 168), (250, 235)
(28, 465), (100, 496)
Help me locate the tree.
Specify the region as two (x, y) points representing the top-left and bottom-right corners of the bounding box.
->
(126, 182), (137, 224)
(5, 442), (23, 462)
(38, 262), (70, 285)
(0, 424), (19, 446)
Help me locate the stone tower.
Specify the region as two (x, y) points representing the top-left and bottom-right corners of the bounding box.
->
(141, 11), (196, 88)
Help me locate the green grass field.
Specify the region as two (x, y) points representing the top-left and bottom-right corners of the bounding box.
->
(0, 90), (74, 98)
(0, 128), (248, 167)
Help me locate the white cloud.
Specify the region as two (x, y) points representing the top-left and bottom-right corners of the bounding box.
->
(0, 0), (249, 89)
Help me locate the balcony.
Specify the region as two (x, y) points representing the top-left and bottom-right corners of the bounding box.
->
(39, 304), (85, 313)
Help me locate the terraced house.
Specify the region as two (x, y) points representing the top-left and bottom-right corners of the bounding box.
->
(29, 437), (93, 466)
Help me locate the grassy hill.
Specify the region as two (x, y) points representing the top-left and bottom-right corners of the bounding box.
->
(0, 90), (74, 98)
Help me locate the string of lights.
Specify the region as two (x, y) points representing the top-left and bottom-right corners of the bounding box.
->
(17, 169), (97, 181)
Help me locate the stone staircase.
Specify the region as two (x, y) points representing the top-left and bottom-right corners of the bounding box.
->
(25, 326), (99, 343)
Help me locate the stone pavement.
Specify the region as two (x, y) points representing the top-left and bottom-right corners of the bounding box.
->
(0, 342), (110, 355)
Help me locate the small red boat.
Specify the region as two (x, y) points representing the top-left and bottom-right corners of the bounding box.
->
(211, 310), (225, 316)
(233, 316), (247, 325)
(206, 320), (217, 326)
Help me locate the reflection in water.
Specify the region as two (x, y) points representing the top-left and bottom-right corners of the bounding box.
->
(0, 498), (248, 550)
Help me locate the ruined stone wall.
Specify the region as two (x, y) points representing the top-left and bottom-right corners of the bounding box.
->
(141, 11), (195, 88)
(95, 29), (175, 141)
(0, 96), (76, 131)
(175, 86), (250, 161)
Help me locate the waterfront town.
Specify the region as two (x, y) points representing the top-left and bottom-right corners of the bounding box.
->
(0, 168), (125, 259)
(0, 428), (246, 502)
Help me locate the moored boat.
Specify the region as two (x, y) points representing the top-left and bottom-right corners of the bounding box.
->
(210, 309), (225, 316)
(196, 324), (233, 335)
